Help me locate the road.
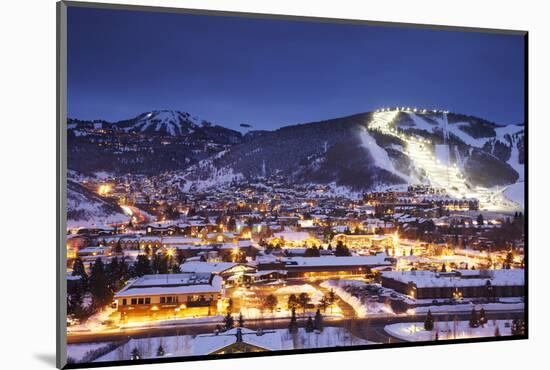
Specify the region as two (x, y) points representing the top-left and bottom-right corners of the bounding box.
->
(120, 205), (150, 224)
(67, 310), (524, 345)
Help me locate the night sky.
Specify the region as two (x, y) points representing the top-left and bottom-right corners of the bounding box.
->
(67, 6), (525, 130)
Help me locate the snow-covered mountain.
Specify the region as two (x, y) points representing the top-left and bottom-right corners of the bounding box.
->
(114, 110), (241, 143)
(389, 110), (524, 187)
(119, 110), (202, 136)
(180, 108), (524, 198)
(67, 107), (525, 208)
(67, 110), (243, 175)
(67, 180), (129, 229)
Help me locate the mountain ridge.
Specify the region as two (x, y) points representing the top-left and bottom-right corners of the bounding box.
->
(67, 108), (524, 196)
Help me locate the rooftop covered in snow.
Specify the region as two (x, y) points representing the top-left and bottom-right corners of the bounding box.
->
(381, 269), (524, 288)
(282, 253), (391, 268)
(114, 273), (222, 298)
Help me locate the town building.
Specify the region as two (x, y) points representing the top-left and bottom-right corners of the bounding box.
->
(194, 327), (285, 355)
(114, 273), (223, 319)
(281, 253), (392, 278)
(380, 269), (524, 299)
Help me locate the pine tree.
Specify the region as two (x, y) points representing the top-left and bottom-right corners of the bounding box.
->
(469, 308), (479, 328)
(67, 278), (85, 318)
(314, 309), (323, 331)
(132, 254), (153, 277)
(288, 307), (298, 334)
(105, 257), (120, 291)
(479, 308), (487, 325)
(227, 298), (233, 314)
(118, 256), (129, 282)
(319, 296), (329, 313)
(238, 312), (244, 327)
(89, 258), (113, 307)
(305, 316), (314, 332)
(328, 289), (336, 305)
(224, 313), (234, 331)
(334, 241), (351, 256)
(72, 257), (88, 284)
(424, 310), (434, 331)
(156, 344), (165, 357)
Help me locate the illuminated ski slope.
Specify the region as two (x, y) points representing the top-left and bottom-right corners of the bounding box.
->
(368, 108), (518, 211)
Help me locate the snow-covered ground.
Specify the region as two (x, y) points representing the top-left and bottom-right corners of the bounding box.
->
(504, 181), (525, 209)
(385, 320), (513, 342)
(80, 327), (374, 363)
(359, 127), (409, 182)
(67, 306), (117, 333)
(119, 315), (224, 330)
(66, 342), (114, 363)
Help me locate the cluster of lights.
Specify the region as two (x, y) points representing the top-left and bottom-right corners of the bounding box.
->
(374, 107), (450, 114)
(97, 184), (112, 195)
(368, 110), (515, 210)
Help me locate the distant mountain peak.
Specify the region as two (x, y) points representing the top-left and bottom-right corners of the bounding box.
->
(121, 110), (206, 136)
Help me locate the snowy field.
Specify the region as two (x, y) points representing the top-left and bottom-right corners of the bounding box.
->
(385, 320), (513, 342)
(68, 326), (374, 363)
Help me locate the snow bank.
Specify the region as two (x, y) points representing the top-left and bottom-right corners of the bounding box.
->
(385, 320), (513, 342)
(409, 301), (524, 314)
(92, 327), (375, 362)
(320, 280), (368, 317)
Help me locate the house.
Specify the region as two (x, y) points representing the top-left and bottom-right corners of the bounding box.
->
(194, 327), (286, 355)
(114, 273), (223, 319)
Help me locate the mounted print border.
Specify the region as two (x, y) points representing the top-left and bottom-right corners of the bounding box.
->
(57, 1), (528, 369)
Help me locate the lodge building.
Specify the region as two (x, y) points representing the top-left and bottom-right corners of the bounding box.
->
(380, 269), (524, 299)
(279, 253), (392, 278)
(114, 273), (223, 319)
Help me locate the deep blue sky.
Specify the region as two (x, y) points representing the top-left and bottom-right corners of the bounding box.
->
(67, 7), (525, 130)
